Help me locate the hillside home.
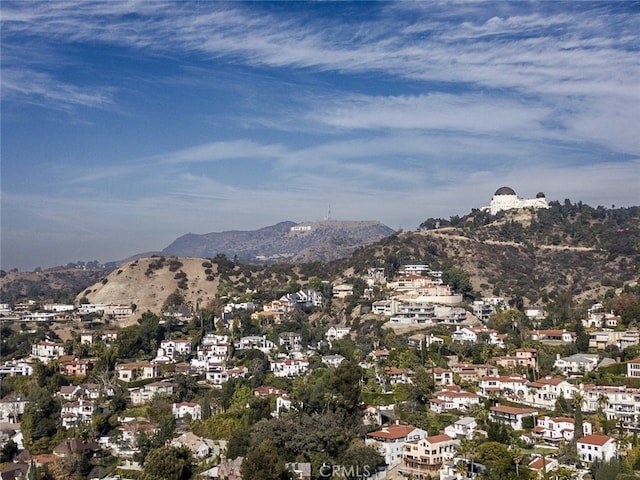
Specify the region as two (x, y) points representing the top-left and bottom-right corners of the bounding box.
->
(79, 331), (94, 345)
(31, 340), (65, 364)
(430, 367), (454, 386)
(530, 329), (576, 343)
(477, 375), (529, 398)
(0, 361), (33, 378)
(407, 333), (444, 350)
(326, 325), (351, 340)
(170, 431), (212, 458)
(528, 456), (558, 478)
(116, 362), (160, 382)
(254, 386), (288, 397)
(384, 367), (413, 385)
(389, 297), (436, 325)
(322, 355), (346, 368)
(400, 434), (459, 478)
(577, 435), (617, 463)
(129, 381), (176, 406)
(332, 284), (354, 299)
(61, 399), (98, 429)
(365, 424), (428, 468)
(489, 405), (538, 430)
(235, 335), (275, 353)
(493, 348), (538, 371)
(159, 338), (192, 359)
(429, 387), (479, 413)
(534, 416), (592, 443)
(172, 402), (202, 421)
(449, 362), (498, 382)
(525, 377), (577, 410)
(278, 332), (302, 351)
(60, 358), (94, 377)
(443, 417), (478, 440)
(270, 358), (309, 377)
(627, 356), (640, 378)
(553, 353), (599, 375)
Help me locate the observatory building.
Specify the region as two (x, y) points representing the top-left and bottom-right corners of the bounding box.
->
(483, 186), (549, 215)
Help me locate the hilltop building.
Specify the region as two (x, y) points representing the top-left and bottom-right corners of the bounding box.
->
(483, 186), (549, 215)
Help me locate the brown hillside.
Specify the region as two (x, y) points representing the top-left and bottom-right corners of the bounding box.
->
(78, 257), (222, 323)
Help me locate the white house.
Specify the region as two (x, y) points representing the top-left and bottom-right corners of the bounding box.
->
(326, 325), (351, 340)
(489, 405), (538, 430)
(31, 340), (65, 364)
(172, 401), (202, 421)
(577, 435), (617, 463)
(534, 416), (592, 443)
(554, 353), (600, 375)
(429, 387), (479, 413)
(400, 434), (459, 478)
(365, 424), (428, 468)
(270, 358), (309, 377)
(444, 417), (478, 440)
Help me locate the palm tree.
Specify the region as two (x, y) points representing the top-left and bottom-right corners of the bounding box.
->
(510, 445), (523, 477)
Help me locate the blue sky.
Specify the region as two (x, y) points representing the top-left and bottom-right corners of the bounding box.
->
(1, 1), (639, 271)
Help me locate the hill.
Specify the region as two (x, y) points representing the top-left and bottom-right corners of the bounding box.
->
(162, 220), (396, 263)
(3, 202), (639, 319)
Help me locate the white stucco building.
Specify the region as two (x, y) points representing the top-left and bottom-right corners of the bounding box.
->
(483, 186), (549, 215)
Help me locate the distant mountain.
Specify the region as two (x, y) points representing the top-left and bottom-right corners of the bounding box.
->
(162, 220), (396, 263)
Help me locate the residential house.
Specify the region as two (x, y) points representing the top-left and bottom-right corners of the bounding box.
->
(235, 335), (275, 353)
(60, 358), (94, 377)
(554, 353), (599, 375)
(286, 462), (312, 480)
(61, 399), (97, 429)
(577, 435), (617, 463)
(278, 332), (302, 351)
(322, 355), (346, 368)
(444, 417), (478, 440)
(530, 329), (576, 343)
(384, 367), (413, 385)
(407, 333), (444, 350)
(430, 367), (454, 386)
(129, 381), (176, 406)
(159, 338), (192, 360)
(270, 358), (309, 377)
(493, 348), (538, 371)
(533, 416), (592, 443)
(326, 325), (350, 340)
(528, 456), (558, 478)
(31, 340), (65, 364)
(171, 432), (211, 458)
(365, 424), (428, 468)
(627, 356), (640, 378)
(332, 284), (354, 299)
(429, 386), (479, 413)
(477, 375), (529, 399)
(254, 386), (288, 397)
(489, 405), (537, 430)
(116, 362), (160, 382)
(369, 349), (391, 362)
(525, 377), (577, 410)
(449, 362), (498, 382)
(172, 402), (202, 421)
(400, 434), (459, 478)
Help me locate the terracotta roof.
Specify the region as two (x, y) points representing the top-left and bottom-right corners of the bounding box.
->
(424, 434), (453, 444)
(627, 357), (640, 364)
(367, 424), (417, 440)
(529, 457), (554, 471)
(490, 405), (537, 415)
(578, 434), (614, 446)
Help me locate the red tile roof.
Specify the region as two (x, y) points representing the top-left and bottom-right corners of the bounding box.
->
(578, 434), (613, 446)
(367, 424), (417, 440)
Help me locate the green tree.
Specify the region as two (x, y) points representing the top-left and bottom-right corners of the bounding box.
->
(241, 440), (290, 480)
(141, 445), (193, 480)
